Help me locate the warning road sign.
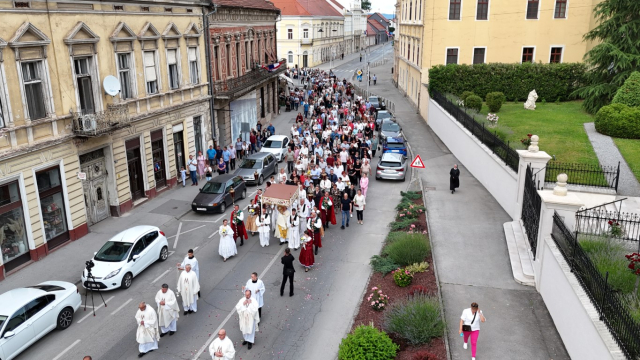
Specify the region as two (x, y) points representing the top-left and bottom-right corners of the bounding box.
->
(410, 155), (425, 169)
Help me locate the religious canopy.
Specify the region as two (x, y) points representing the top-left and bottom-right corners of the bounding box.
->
(260, 184), (299, 207)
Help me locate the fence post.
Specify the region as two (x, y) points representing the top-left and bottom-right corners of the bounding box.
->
(615, 161), (621, 192)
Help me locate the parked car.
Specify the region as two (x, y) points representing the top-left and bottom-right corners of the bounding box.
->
(0, 281), (82, 360)
(379, 119), (402, 141)
(260, 135), (290, 162)
(380, 136), (408, 156)
(81, 225), (169, 291)
(192, 175), (247, 213)
(234, 152), (278, 185)
(375, 152), (407, 182)
(375, 110), (394, 130)
(368, 96), (386, 111)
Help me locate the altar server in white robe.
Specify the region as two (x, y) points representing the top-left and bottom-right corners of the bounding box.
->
(209, 329), (235, 360)
(242, 272), (266, 318)
(276, 206), (290, 245)
(178, 248), (200, 297)
(218, 219), (237, 262)
(155, 284), (179, 336)
(256, 211), (271, 247)
(177, 264), (200, 314)
(297, 198), (310, 233)
(135, 302), (159, 358)
(288, 208), (301, 250)
(235, 290), (260, 350)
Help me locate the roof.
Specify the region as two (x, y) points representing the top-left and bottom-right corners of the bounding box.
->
(381, 152), (405, 161)
(247, 152), (275, 159)
(368, 18), (386, 31)
(267, 134), (289, 140)
(327, 0), (345, 10)
(211, 0), (280, 11)
(0, 287), (46, 315)
(375, 12), (389, 22)
(109, 225), (159, 243)
(366, 23), (376, 36)
(208, 174), (237, 182)
(262, 183), (299, 206)
(270, 0), (342, 16)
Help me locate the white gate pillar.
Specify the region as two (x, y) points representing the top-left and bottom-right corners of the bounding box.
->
(515, 135), (552, 220)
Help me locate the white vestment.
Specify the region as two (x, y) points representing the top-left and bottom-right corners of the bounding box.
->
(218, 225), (237, 259)
(135, 306), (160, 353)
(177, 270), (200, 312)
(180, 256), (200, 280)
(209, 336), (236, 360)
(235, 297), (260, 343)
(276, 210), (290, 242)
(288, 215), (301, 249)
(243, 279), (266, 308)
(256, 215), (271, 247)
(155, 289), (179, 333)
(297, 202), (310, 233)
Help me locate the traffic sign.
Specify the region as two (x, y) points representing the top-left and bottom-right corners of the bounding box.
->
(357, 70), (362, 76)
(410, 155), (425, 169)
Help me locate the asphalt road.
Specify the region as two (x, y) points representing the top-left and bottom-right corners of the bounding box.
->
(9, 44), (408, 360)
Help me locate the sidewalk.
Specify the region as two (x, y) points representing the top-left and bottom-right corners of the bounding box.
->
(371, 63), (570, 359)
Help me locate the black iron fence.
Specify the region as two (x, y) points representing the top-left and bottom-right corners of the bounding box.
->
(521, 165), (542, 258)
(430, 90), (519, 172)
(545, 161), (620, 192)
(551, 212), (640, 359)
(576, 209), (640, 242)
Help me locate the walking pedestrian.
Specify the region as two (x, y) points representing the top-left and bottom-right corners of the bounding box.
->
(135, 302), (159, 358)
(209, 329), (235, 360)
(373, 74), (377, 85)
(285, 148), (295, 174)
(197, 151), (206, 180)
(256, 208), (271, 247)
(180, 166), (187, 187)
(178, 248), (201, 297)
(288, 208), (300, 250)
(219, 219), (237, 262)
(231, 205), (248, 246)
(177, 264), (200, 314)
(242, 272), (266, 318)
(207, 145), (216, 166)
(236, 290), (260, 350)
(155, 284), (179, 337)
(299, 231), (315, 272)
(359, 175), (369, 197)
(307, 211), (323, 255)
(188, 155), (198, 186)
(459, 302), (486, 360)
(340, 192), (352, 229)
(223, 146), (231, 173)
(450, 164), (460, 194)
(280, 248), (295, 296)
(275, 205), (290, 246)
(247, 199), (260, 235)
(353, 189), (366, 225)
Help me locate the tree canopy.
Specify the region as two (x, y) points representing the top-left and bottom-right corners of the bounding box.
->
(361, 0), (371, 11)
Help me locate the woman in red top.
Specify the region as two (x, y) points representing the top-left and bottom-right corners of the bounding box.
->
(295, 112), (303, 123)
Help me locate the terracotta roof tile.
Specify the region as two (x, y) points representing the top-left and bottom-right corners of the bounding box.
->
(368, 18), (385, 31)
(366, 23), (376, 36)
(375, 12), (389, 22)
(271, 0), (342, 16)
(327, 0), (345, 10)
(212, 0), (280, 11)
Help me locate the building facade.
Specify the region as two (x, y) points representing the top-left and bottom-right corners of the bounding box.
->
(0, 0), (210, 279)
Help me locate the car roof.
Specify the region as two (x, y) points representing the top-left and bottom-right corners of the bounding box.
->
(381, 119), (397, 125)
(208, 174), (236, 183)
(381, 152), (404, 161)
(386, 137), (405, 144)
(109, 225), (160, 244)
(0, 281), (73, 316)
(246, 152), (272, 160)
(267, 135), (288, 141)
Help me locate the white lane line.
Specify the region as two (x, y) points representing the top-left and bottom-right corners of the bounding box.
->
(168, 251), (175, 257)
(182, 219), (219, 223)
(77, 295), (115, 323)
(193, 246), (199, 251)
(192, 245), (283, 359)
(214, 214), (226, 222)
(167, 224), (206, 240)
(152, 269), (172, 284)
(173, 222), (183, 249)
(52, 339), (81, 360)
(208, 230), (219, 239)
(110, 298), (133, 315)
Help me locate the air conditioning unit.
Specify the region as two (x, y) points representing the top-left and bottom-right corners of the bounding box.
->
(80, 114), (97, 132)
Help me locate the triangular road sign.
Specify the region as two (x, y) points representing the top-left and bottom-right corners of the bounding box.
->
(410, 155), (425, 169)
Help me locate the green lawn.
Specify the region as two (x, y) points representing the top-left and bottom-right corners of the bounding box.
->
(614, 138), (640, 182)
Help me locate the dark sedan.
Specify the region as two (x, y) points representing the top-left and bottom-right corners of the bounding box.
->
(191, 175), (247, 213)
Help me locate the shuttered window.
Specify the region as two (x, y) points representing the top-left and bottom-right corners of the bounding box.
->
(21, 61), (46, 120)
(143, 51), (158, 94)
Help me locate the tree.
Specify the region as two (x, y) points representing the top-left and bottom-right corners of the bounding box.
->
(361, 0), (371, 11)
(388, 26), (395, 33)
(573, 0), (640, 114)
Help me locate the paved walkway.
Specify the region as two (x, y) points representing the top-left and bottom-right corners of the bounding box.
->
(584, 122), (640, 197)
(370, 61), (570, 359)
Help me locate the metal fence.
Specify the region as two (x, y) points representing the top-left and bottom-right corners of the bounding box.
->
(551, 211), (640, 359)
(545, 161), (621, 192)
(522, 165), (542, 258)
(576, 208), (640, 242)
(431, 90), (519, 172)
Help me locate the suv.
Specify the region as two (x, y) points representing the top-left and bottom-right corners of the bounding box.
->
(381, 136), (408, 157)
(233, 152), (278, 185)
(375, 152), (407, 181)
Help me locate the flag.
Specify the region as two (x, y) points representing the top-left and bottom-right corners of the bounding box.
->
(261, 62), (282, 72)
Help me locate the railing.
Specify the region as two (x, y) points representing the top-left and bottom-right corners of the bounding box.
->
(72, 104), (131, 137)
(522, 165), (542, 258)
(576, 208), (640, 242)
(213, 59), (286, 99)
(301, 38), (313, 45)
(545, 161), (620, 192)
(430, 90), (519, 172)
(551, 212), (640, 359)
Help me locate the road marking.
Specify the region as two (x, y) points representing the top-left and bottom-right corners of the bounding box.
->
(208, 230), (219, 239)
(167, 224), (206, 240)
(173, 222), (183, 249)
(52, 339), (81, 360)
(168, 251), (175, 257)
(182, 219), (219, 223)
(152, 269), (172, 284)
(77, 295), (115, 323)
(193, 246), (199, 251)
(214, 214), (226, 222)
(192, 244), (283, 359)
(110, 298), (133, 315)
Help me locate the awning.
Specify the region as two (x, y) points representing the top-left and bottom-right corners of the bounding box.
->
(279, 74), (294, 87)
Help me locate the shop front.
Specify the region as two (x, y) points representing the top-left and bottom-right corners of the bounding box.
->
(36, 166), (70, 251)
(0, 181), (30, 273)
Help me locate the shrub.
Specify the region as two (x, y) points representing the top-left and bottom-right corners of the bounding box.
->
(407, 261), (429, 274)
(338, 325), (399, 360)
(400, 191), (422, 200)
(366, 286), (390, 311)
(460, 91), (476, 103)
(390, 218), (418, 231)
(413, 351), (440, 360)
(465, 95), (483, 112)
(410, 285), (429, 296)
(383, 294), (445, 345)
(370, 255), (400, 276)
(595, 103), (640, 139)
(386, 231), (407, 244)
(485, 91), (506, 112)
(398, 204), (426, 219)
(383, 233), (430, 266)
(612, 71), (640, 108)
(392, 268), (414, 287)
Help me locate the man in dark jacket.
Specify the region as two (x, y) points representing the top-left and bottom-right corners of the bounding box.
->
(280, 248), (295, 297)
(344, 183), (357, 200)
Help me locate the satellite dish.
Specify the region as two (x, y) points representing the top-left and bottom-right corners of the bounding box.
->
(103, 75), (121, 96)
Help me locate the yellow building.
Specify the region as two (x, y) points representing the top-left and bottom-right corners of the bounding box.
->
(394, 0), (601, 119)
(0, 0), (210, 278)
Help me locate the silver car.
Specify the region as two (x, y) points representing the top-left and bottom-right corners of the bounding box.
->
(379, 119), (402, 141)
(375, 152), (407, 181)
(233, 152), (278, 185)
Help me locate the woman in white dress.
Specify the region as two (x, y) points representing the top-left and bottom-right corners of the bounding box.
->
(256, 207), (271, 247)
(218, 219), (237, 262)
(288, 208), (301, 250)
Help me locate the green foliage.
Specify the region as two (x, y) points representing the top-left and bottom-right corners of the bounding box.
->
(400, 191), (422, 200)
(429, 63), (587, 103)
(406, 261), (429, 274)
(460, 91), (476, 103)
(370, 255), (400, 276)
(386, 231), (407, 244)
(392, 268), (414, 287)
(360, 0), (372, 10)
(580, 236), (637, 295)
(383, 233), (430, 266)
(612, 72), (640, 108)
(390, 218), (418, 231)
(338, 325), (399, 360)
(383, 294), (445, 345)
(595, 103), (640, 139)
(485, 91), (506, 112)
(465, 95), (483, 112)
(388, 26), (396, 33)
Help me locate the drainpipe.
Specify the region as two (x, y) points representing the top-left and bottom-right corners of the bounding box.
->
(204, 2), (219, 145)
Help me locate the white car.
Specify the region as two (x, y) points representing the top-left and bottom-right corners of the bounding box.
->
(0, 281), (81, 360)
(81, 225), (169, 291)
(260, 135), (290, 162)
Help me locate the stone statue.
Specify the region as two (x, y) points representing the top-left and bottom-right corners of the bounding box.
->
(524, 90), (538, 110)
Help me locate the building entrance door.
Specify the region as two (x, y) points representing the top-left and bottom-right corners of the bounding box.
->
(80, 148), (110, 225)
(173, 130), (185, 175)
(151, 129), (166, 189)
(302, 54), (308, 68)
(126, 138), (145, 202)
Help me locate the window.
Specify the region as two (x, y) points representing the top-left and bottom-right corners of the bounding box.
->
(550, 47), (563, 63)
(449, 0), (461, 20)
(526, 0), (539, 19)
(303, 29), (309, 39)
(409, 1), (412, 20)
(0, 93), (4, 128)
(4, 307), (27, 334)
(287, 51), (294, 63)
(226, 44), (232, 78)
(130, 239), (146, 258)
(244, 42), (250, 72)
(164, 7), (172, 12)
(287, 29), (293, 40)
(74, 58), (95, 114)
(141, 6), (149, 11)
(117, 53), (134, 99)
(407, 44), (411, 60)
(446, 48), (458, 64)
(143, 51), (158, 94)
(167, 49), (179, 90)
(477, 0), (489, 20)
(213, 46), (220, 80)
(24, 296), (54, 319)
(143, 231), (159, 246)
(21, 61), (47, 120)
(554, 0), (567, 18)
(14, 1), (30, 8)
(235, 42), (241, 76)
(113, 5), (123, 11)
(473, 48), (486, 64)
(522, 47), (534, 63)
(188, 47), (199, 84)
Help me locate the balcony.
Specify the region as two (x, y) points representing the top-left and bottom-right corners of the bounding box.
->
(301, 38), (313, 45)
(72, 103), (131, 137)
(213, 60), (287, 100)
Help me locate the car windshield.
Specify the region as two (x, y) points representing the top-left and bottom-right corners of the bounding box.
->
(201, 181), (224, 194)
(263, 140), (282, 148)
(369, 97), (378, 103)
(95, 241), (133, 262)
(380, 161), (401, 167)
(382, 123), (400, 132)
(240, 159), (262, 169)
(377, 112), (391, 119)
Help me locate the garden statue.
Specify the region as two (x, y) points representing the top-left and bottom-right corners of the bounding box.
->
(524, 90), (538, 110)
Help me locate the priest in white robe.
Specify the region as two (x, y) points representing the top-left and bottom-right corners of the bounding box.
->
(135, 302), (159, 358)
(177, 264), (200, 314)
(242, 272), (266, 318)
(288, 208), (301, 250)
(256, 212), (271, 247)
(235, 290), (260, 350)
(178, 248), (200, 297)
(155, 284), (179, 336)
(209, 329), (235, 360)
(276, 206), (290, 245)
(297, 198), (310, 234)
(218, 219), (237, 262)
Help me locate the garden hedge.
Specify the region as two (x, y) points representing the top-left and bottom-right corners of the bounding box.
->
(429, 63), (587, 102)
(612, 71), (640, 108)
(595, 103), (640, 139)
